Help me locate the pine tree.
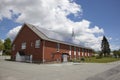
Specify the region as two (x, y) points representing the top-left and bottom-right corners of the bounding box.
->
(101, 36), (111, 57)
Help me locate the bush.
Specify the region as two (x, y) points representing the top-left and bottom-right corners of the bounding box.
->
(113, 50), (120, 58)
(3, 50), (11, 55)
(81, 57), (85, 62)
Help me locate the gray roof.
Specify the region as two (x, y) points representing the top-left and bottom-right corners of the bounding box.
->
(25, 23), (92, 49)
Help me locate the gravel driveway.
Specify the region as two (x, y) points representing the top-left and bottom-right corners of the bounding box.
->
(0, 60), (120, 80)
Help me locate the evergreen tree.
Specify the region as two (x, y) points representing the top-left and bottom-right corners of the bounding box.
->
(101, 36), (111, 56)
(3, 38), (12, 55)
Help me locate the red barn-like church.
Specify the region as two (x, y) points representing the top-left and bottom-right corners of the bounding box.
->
(11, 23), (93, 63)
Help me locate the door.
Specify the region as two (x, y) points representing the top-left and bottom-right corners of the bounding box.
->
(63, 54), (68, 62)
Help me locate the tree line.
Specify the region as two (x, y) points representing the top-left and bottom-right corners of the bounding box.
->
(0, 38), (12, 55)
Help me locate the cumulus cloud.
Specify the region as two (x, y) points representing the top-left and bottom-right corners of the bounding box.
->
(7, 26), (21, 40)
(111, 44), (120, 51)
(1, 0), (104, 50)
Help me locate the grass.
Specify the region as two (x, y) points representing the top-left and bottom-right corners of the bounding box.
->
(84, 57), (120, 63)
(71, 57), (120, 63)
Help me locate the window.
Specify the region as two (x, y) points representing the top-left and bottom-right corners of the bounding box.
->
(21, 42), (26, 49)
(88, 53), (90, 57)
(69, 46), (71, 55)
(12, 44), (15, 51)
(78, 48), (80, 52)
(82, 48), (84, 56)
(85, 53), (87, 57)
(82, 52), (84, 56)
(82, 48), (84, 53)
(78, 48), (80, 56)
(35, 40), (40, 48)
(31, 42), (33, 47)
(57, 43), (60, 52)
(74, 47), (76, 55)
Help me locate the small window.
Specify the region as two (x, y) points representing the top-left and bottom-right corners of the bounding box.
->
(82, 52), (84, 56)
(21, 42), (26, 49)
(35, 40), (40, 48)
(78, 48), (80, 55)
(31, 42), (33, 47)
(84, 49), (86, 53)
(78, 48), (80, 52)
(69, 46), (71, 50)
(88, 53), (90, 57)
(82, 48), (84, 53)
(74, 47), (76, 55)
(69, 46), (71, 55)
(57, 43), (60, 52)
(12, 44), (15, 51)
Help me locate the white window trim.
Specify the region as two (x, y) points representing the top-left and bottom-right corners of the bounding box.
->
(35, 40), (40, 48)
(57, 43), (60, 52)
(78, 48), (80, 56)
(69, 46), (71, 55)
(21, 42), (26, 49)
(31, 42), (33, 47)
(82, 52), (84, 56)
(88, 53), (90, 57)
(85, 53), (86, 57)
(74, 47), (76, 56)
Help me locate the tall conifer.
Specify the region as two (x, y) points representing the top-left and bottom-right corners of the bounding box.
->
(101, 36), (111, 56)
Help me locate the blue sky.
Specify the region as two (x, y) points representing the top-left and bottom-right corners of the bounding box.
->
(75, 0), (120, 50)
(77, 0), (120, 37)
(0, 0), (120, 50)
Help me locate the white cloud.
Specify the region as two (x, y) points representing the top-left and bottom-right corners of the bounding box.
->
(0, 39), (4, 43)
(1, 0), (104, 50)
(7, 26), (21, 40)
(110, 44), (120, 51)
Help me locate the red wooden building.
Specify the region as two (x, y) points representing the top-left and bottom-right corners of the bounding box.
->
(11, 23), (93, 63)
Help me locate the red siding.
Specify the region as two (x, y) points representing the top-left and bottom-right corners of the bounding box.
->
(11, 24), (43, 62)
(44, 41), (70, 62)
(11, 24), (93, 63)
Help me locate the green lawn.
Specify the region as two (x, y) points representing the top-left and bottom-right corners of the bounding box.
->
(84, 57), (120, 63)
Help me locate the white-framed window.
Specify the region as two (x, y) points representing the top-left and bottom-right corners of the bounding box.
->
(78, 48), (80, 56)
(69, 46), (71, 55)
(35, 40), (40, 48)
(82, 52), (83, 56)
(88, 53), (90, 57)
(74, 47), (76, 55)
(84, 53), (87, 57)
(12, 44), (15, 51)
(57, 43), (60, 52)
(21, 42), (26, 49)
(31, 42), (33, 47)
(82, 48), (84, 53)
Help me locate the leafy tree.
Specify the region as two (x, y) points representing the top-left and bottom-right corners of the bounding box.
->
(101, 36), (111, 57)
(3, 38), (12, 55)
(113, 49), (120, 58)
(0, 39), (4, 50)
(113, 50), (118, 58)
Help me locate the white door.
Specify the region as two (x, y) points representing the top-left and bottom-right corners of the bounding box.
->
(16, 52), (25, 62)
(63, 54), (68, 62)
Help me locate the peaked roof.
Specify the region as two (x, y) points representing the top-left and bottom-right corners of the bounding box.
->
(15, 23), (92, 49)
